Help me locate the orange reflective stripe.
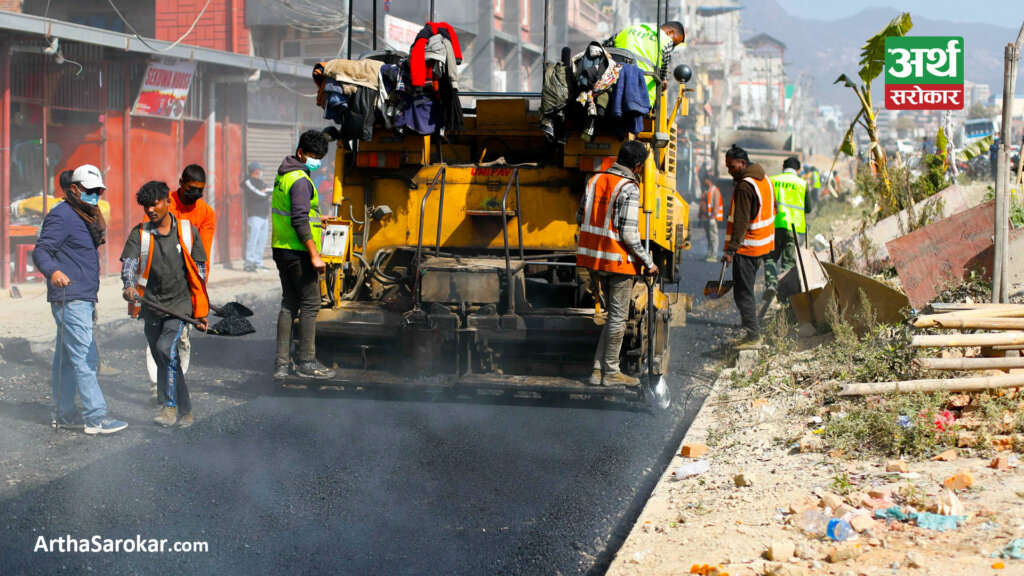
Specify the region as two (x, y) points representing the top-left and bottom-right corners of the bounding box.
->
(131, 218), (209, 319)
(724, 176), (775, 257)
(577, 172), (641, 275)
(703, 186), (723, 221)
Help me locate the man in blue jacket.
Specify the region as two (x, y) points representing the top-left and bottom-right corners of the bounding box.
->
(32, 164), (127, 434)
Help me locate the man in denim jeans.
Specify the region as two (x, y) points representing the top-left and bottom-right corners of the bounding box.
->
(33, 164), (127, 434)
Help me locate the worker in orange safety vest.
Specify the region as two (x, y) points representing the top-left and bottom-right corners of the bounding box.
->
(722, 145), (775, 350)
(699, 175), (723, 262)
(121, 180), (209, 429)
(576, 140), (659, 387)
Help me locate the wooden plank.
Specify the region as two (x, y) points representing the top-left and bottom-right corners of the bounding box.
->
(839, 373), (1024, 395)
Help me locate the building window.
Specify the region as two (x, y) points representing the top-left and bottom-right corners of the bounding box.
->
(494, 0), (503, 19)
(520, 0), (529, 30)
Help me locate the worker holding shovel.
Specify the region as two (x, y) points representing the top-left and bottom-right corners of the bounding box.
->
(121, 181), (209, 429)
(721, 145), (775, 349)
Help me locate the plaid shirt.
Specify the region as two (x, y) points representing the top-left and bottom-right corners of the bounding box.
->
(576, 163), (654, 269)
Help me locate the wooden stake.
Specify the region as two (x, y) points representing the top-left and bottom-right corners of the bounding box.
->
(926, 318), (1024, 330)
(912, 305), (1024, 327)
(915, 356), (1024, 371)
(839, 373), (1024, 396)
(910, 332), (1024, 348)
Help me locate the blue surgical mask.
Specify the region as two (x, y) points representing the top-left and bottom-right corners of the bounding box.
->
(305, 157), (322, 171)
(81, 192), (100, 206)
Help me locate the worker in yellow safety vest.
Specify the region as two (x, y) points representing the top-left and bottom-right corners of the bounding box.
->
(605, 21), (685, 104)
(764, 157), (812, 303)
(722, 145), (775, 349)
(577, 140), (659, 387)
(271, 130), (335, 381)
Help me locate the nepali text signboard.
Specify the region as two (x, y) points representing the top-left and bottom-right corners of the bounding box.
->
(131, 60), (196, 120)
(384, 14), (420, 51)
(884, 36), (964, 110)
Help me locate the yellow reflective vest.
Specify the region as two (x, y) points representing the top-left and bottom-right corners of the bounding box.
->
(271, 169), (323, 251)
(769, 169), (807, 233)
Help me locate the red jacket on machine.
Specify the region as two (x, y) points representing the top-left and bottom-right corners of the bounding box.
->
(409, 22), (463, 88)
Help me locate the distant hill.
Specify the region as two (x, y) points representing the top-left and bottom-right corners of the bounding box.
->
(740, 0), (1017, 115)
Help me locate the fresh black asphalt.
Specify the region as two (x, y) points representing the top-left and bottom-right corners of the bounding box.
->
(0, 223), (738, 575)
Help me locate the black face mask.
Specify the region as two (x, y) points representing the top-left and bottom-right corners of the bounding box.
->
(181, 185), (204, 202)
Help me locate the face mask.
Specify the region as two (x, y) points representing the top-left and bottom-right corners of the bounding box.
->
(305, 157), (322, 171)
(181, 186), (204, 202)
(81, 192), (101, 206)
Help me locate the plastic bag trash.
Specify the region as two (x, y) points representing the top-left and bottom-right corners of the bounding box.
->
(813, 233), (829, 252)
(914, 512), (966, 531)
(876, 506), (966, 531)
(674, 459), (710, 479)
(996, 539), (1024, 560)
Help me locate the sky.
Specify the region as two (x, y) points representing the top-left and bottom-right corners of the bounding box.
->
(772, 0), (1021, 29)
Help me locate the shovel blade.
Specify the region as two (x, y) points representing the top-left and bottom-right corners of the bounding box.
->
(207, 316), (256, 337)
(703, 281), (735, 299)
(643, 375), (671, 409)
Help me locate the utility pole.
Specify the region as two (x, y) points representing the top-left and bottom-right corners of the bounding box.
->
(992, 21), (1024, 303)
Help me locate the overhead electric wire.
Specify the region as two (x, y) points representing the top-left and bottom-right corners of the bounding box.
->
(251, 34), (317, 98)
(106, 0), (214, 52)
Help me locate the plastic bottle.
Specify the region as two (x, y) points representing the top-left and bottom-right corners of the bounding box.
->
(673, 460), (710, 479)
(797, 509), (854, 541)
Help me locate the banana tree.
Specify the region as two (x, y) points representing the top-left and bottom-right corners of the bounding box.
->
(830, 13), (914, 221)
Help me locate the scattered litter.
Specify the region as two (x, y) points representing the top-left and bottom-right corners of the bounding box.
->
(874, 507), (967, 531)
(929, 489), (964, 516)
(995, 539), (1024, 560)
(896, 415), (912, 429)
(798, 509), (854, 541)
(674, 460), (710, 479)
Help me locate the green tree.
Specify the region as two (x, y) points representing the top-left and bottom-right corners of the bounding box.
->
(832, 13), (914, 226)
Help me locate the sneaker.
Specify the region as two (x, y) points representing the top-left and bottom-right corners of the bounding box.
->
(603, 372), (640, 386)
(52, 413), (85, 430)
(735, 334), (763, 350)
(762, 287), (777, 303)
(704, 255), (718, 262)
(588, 369), (603, 386)
(273, 363), (291, 380)
(177, 412), (194, 428)
(84, 416), (128, 435)
(297, 360), (336, 380)
(154, 406), (178, 427)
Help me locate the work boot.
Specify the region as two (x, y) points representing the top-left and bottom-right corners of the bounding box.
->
(588, 369), (603, 386)
(735, 333), (763, 350)
(297, 360), (336, 380)
(154, 406), (178, 427)
(603, 372), (640, 386)
(763, 287), (777, 303)
(177, 412), (194, 429)
(273, 363), (291, 380)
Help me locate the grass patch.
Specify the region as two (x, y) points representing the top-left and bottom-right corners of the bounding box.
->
(823, 392), (956, 458)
